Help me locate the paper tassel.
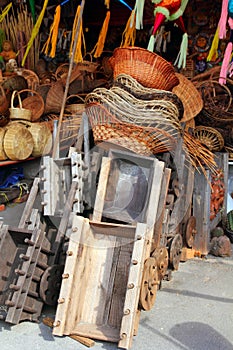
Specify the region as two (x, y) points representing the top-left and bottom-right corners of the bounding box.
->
(22, 0), (49, 66)
(174, 32), (188, 69)
(134, 0), (145, 30)
(120, 10), (136, 47)
(0, 2), (12, 23)
(70, 5), (85, 63)
(207, 26), (220, 61)
(147, 34), (156, 52)
(219, 0), (228, 39)
(91, 11), (110, 58)
(42, 5), (61, 58)
(105, 0), (110, 9)
(219, 41), (232, 84)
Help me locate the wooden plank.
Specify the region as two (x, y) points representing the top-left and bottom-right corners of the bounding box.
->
(152, 167), (171, 251)
(118, 223), (147, 350)
(91, 221), (135, 239)
(18, 177), (40, 228)
(53, 215), (84, 336)
(92, 157), (111, 221)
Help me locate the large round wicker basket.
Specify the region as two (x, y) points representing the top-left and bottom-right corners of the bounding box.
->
(109, 46), (179, 91)
(3, 122), (34, 160)
(27, 122), (52, 157)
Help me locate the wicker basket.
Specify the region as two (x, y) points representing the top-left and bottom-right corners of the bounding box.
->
(17, 89), (44, 121)
(65, 94), (85, 115)
(3, 122), (33, 160)
(0, 127), (8, 160)
(109, 46), (179, 91)
(16, 68), (40, 90)
(9, 90), (32, 121)
(193, 126), (224, 151)
(86, 100), (180, 155)
(172, 73), (203, 122)
(45, 81), (64, 114)
(0, 85), (9, 115)
(26, 122), (52, 157)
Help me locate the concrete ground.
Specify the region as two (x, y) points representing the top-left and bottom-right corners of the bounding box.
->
(0, 248), (233, 350)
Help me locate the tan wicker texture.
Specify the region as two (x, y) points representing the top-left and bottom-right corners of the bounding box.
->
(109, 46), (179, 91)
(9, 90), (32, 121)
(0, 127), (7, 160)
(17, 89), (44, 121)
(26, 122), (52, 157)
(3, 122), (33, 160)
(172, 73), (203, 122)
(45, 81), (64, 114)
(193, 126), (224, 151)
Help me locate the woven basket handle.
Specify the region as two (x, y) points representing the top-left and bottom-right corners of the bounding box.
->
(66, 94), (85, 104)
(11, 90), (23, 110)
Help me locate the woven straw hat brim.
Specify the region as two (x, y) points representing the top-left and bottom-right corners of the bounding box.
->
(172, 73), (203, 122)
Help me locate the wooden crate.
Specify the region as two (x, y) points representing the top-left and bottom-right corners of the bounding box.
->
(53, 216), (148, 349)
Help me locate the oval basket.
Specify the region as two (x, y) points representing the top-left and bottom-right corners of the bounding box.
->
(25, 122), (52, 157)
(9, 90), (32, 121)
(3, 122), (34, 160)
(193, 126), (224, 151)
(17, 89), (44, 121)
(109, 46), (179, 91)
(0, 127), (8, 160)
(45, 81), (64, 114)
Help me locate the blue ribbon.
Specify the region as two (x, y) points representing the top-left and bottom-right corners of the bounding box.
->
(117, 0), (132, 11)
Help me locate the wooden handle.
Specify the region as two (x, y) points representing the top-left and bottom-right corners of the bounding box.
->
(42, 317), (95, 348)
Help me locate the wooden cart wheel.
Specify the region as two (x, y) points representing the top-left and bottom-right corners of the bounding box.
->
(185, 216), (197, 248)
(139, 257), (159, 311)
(152, 247), (169, 280)
(39, 264), (63, 306)
(169, 233), (183, 271)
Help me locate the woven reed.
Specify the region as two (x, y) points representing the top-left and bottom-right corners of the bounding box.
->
(194, 80), (232, 112)
(196, 106), (233, 128)
(86, 101), (180, 155)
(9, 90), (32, 121)
(193, 126), (224, 151)
(113, 73), (184, 118)
(172, 73), (203, 122)
(65, 94), (85, 115)
(109, 46), (179, 91)
(17, 89), (44, 122)
(16, 68), (40, 90)
(25, 122), (52, 157)
(45, 81), (64, 114)
(93, 122), (177, 156)
(3, 122), (33, 160)
(85, 88), (181, 135)
(0, 127), (7, 160)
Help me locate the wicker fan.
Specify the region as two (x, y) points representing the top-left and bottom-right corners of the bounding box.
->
(193, 126), (224, 151)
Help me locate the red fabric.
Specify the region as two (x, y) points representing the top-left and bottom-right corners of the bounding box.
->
(152, 12), (166, 34)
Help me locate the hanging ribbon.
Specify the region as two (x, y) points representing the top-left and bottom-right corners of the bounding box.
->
(29, 0), (36, 24)
(120, 9), (136, 47)
(41, 5), (61, 58)
(91, 10), (110, 58)
(0, 2), (12, 23)
(21, 0), (49, 66)
(70, 5), (85, 63)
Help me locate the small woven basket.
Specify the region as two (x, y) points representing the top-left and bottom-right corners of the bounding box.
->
(65, 94), (85, 115)
(3, 122), (34, 160)
(9, 90), (32, 121)
(109, 46), (179, 91)
(193, 126), (224, 151)
(17, 89), (44, 121)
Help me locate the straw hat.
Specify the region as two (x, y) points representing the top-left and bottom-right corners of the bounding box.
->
(172, 73), (203, 122)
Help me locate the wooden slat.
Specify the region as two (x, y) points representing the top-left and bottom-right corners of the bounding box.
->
(18, 177), (40, 228)
(92, 157), (111, 221)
